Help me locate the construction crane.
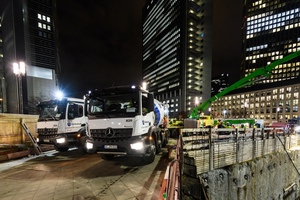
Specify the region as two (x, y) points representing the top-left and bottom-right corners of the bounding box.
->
(189, 50), (300, 119)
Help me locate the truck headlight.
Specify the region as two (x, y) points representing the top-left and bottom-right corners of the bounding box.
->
(56, 138), (66, 144)
(131, 142), (144, 150)
(86, 142), (93, 149)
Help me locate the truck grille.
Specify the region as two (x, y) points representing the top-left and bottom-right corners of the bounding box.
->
(90, 128), (133, 143)
(37, 128), (58, 136)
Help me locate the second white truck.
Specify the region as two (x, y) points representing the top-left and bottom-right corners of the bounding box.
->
(84, 85), (169, 164)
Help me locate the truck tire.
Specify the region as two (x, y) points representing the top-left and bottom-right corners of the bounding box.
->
(144, 143), (156, 164)
(77, 136), (87, 154)
(162, 130), (169, 147)
(100, 154), (114, 160)
(54, 146), (69, 152)
(155, 135), (162, 154)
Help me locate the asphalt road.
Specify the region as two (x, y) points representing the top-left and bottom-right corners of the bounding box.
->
(0, 145), (173, 200)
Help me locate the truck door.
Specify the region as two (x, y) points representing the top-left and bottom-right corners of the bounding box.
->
(66, 103), (84, 133)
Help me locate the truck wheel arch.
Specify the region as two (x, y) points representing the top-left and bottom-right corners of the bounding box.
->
(78, 127), (86, 136)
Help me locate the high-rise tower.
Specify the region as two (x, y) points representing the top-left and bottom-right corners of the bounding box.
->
(0, 0), (59, 114)
(142, 0), (213, 118)
(243, 0), (300, 83)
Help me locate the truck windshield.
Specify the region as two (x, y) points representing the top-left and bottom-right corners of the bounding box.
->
(88, 93), (139, 118)
(38, 103), (65, 121)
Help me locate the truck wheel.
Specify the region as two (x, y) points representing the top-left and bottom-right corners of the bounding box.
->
(78, 136), (87, 154)
(54, 146), (69, 152)
(156, 137), (162, 154)
(100, 154), (114, 160)
(162, 130), (169, 147)
(144, 143), (156, 164)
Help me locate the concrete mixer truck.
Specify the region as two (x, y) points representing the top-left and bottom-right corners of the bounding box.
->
(84, 85), (169, 164)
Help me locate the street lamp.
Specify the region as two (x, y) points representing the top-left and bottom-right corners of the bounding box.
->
(13, 62), (26, 114)
(223, 110), (226, 118)
(244, 102), (248, 118)
(195, 97), (199, 107)
(277, 107), (280, 121)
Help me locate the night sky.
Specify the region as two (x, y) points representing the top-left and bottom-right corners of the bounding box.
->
(56, 1), (243, 98)
(56, 0), (146, 98)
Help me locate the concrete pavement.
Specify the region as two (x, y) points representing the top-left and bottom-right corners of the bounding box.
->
(0, 139), (178, 200)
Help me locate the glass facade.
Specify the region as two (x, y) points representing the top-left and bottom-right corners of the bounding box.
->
(0, 0), (59, 114)
(142, 0), (212, 118)
(210, 0), (300, 123)
(243, 0), (300, 84)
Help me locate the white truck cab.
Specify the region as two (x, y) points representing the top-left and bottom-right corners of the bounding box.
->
(36, 97), (87, 152)
(84, 85), (169, 164)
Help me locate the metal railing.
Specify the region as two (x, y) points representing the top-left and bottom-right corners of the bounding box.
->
(159, 135), (183, 200)
(181, 127), (297, 174)
(159, 127), (298, 199)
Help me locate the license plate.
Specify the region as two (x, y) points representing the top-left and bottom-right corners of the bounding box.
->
(44, 139), (50, 142)
(104, 145), (117, 149)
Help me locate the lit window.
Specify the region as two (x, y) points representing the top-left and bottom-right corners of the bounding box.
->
(47, 17), (50, 22)
(37, 13), (41, 19)
(38, 22), (42, 28)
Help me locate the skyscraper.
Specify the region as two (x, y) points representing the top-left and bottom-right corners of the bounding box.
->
(0, 0), (59, 114)
(243, 0), (300, 83)
(142, 0), (213, 118)
(209, 0), (300, 121)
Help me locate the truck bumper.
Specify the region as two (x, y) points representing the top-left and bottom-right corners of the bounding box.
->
(37, 133), (81, 148)
(85, 134), (152, 157)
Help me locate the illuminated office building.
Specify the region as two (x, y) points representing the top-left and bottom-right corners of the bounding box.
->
(142, 0), (213, 118)
(210, 78), (300, 123)
(210, 0), (300, 122)
(243, 0), (300, 83)
(0, 0), (59, 114)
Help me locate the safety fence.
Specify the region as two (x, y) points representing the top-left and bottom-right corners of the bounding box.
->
(182, 127), (297, 174)
(160, 127), (298, 199)
(159, 135), (183, 200)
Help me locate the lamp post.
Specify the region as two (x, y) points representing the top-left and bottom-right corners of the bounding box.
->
(195, 97), (199, 107)
(13, 62), (26, 114)
(244, 102), (248, 118)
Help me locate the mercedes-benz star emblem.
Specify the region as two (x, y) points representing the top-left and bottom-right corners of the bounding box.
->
(105, 127), (115, 138)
